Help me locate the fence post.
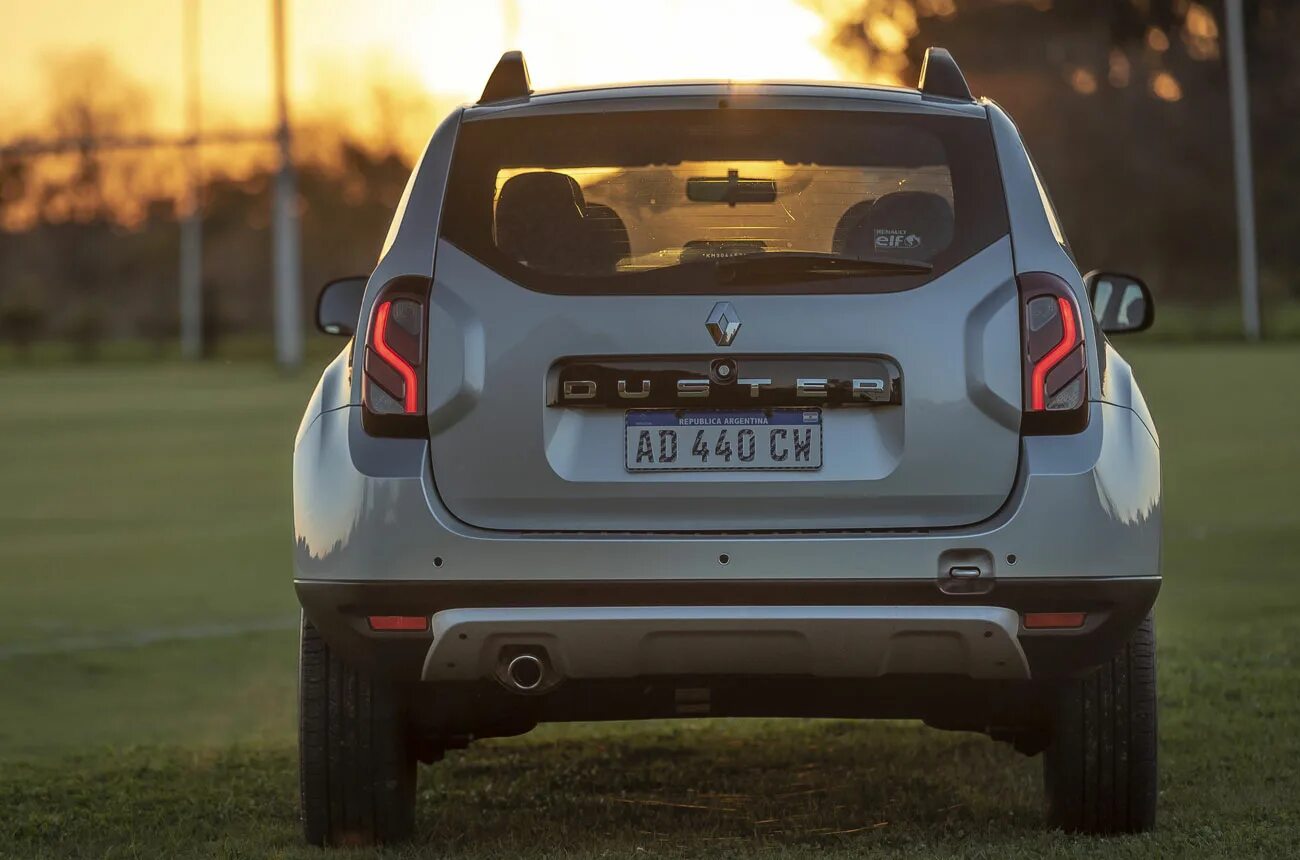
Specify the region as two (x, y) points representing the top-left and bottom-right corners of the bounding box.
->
(271, 0), (303, 368)
(1226, 0), (1261, 341)
(179, 0), (203, 359)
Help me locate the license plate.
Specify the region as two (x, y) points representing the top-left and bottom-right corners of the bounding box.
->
(625, 409), (822, 472)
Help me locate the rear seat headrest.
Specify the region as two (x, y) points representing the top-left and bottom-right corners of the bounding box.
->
(495, 172), (589, 271)
(845, 190), (954, 262)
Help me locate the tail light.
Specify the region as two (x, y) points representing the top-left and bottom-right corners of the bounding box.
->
(362, 277), (429, 436)
(1018, 272), (1088, 435)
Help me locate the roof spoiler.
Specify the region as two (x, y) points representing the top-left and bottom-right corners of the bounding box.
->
(917, 47), (973, 102)
(478, 50), (532, 105)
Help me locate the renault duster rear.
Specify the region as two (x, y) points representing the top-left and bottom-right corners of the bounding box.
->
(293, 49), (1161, 845)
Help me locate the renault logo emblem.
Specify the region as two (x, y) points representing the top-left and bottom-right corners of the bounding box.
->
(705, 302), (741, 347)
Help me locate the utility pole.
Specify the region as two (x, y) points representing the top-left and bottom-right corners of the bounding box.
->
(1225, 0), (1261, 341)
(179, 0), (203, 359)
(271, 0), (303, 368)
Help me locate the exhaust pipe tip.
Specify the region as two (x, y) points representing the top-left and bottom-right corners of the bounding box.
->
(505, 653), (545, 692)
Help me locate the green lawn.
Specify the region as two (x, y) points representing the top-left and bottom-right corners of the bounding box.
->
(0, 344), (1297, 858)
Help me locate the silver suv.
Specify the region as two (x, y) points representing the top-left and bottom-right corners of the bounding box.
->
(295, 48), (1161, 845)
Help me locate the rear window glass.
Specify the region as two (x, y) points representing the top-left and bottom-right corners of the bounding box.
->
(440, 109), (1008, 294)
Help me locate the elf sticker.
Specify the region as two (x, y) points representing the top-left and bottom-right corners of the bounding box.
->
(874, 228), (922, 250)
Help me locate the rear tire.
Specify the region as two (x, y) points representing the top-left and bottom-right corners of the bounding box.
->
(1043, 613), (1158, 834)
(299, 614), (417, 846)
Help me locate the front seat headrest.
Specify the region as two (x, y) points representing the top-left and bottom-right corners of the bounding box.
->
(832, 199), (875, 256)
(845, 190), (954, 262)
(582, 203), (630, 273)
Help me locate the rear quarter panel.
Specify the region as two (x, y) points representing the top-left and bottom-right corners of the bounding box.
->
(985, 100), (1103, 403)
(346, 107), (462, 407)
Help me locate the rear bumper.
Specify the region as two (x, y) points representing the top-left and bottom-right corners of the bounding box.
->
(296, 575), (1159, 684)
(422, 605), (1029, 683)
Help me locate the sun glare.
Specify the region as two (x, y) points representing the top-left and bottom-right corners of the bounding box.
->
(0, 0), (851, 167)
(416, 0), (842, 98)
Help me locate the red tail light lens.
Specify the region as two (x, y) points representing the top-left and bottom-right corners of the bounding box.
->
(370, 300), (419, 413)
(362, 277), (429, 435)
(1018, 272), (1088, 435)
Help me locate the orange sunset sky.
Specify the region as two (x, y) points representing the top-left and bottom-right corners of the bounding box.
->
(0, 0), (853, 147)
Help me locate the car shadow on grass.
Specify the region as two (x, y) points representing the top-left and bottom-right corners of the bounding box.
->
(3, 720), (1062, 859)
(412, 719), (1049, 857)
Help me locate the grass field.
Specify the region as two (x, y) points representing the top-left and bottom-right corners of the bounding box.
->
(1, 344), (1298, 858)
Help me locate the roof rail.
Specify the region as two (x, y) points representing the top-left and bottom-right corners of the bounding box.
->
(917, 47), (972, 102)
(478, 51), (532, 105)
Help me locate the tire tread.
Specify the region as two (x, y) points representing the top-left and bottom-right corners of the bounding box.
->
(299, 615), (416, 846)
(1044, 614), (1157, 834)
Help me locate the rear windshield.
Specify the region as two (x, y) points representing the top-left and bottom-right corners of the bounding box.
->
(440, 109), (1008, 294)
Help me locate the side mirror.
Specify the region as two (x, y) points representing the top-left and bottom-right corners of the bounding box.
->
(1084, 271), (1154, 334)
(315, 276), (367, 336)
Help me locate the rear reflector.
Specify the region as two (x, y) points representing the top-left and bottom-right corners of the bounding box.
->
(1023, 611), (1087, 630)
(367, 615), (429, 632)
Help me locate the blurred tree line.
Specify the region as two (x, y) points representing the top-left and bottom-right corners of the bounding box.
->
(0, 52), (418, 359)
(819, 0), (1300, 317)
(1, 0), (1297, 358)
